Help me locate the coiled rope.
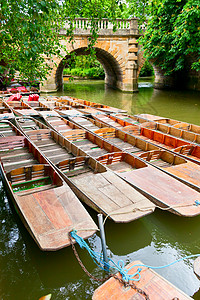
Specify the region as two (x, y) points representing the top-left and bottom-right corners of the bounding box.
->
(70, 230), (200, 282)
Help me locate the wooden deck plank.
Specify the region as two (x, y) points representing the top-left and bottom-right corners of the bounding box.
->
(34, 188), (72, 229)
(16, 193), (55, 235)
(93, 260), (192, 300)
(70, 170), (155, 222)
(15, 183), (97, 250)
(165, 161), (200, 188)
(119, 165), (200, 216)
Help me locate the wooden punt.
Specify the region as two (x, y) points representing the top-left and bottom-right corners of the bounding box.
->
(0, 130), (97, 251)
(92, 260), (192, 300)
(0, 120), (22, 137)
(38, 114), (200, 188)
(39, 115), (121, 158)
(139, 149), (200, 192)
(15, 118), (77, 164)
(109, 112), (164, 125)
(55, 107), (84, 118)
(38, 110), (60, 118)
(62, 96), (127, 114)
(135, 113), (200, 128)
(68, 115), (111, 132)
(22, 97), (51, 112)
(0, 101), (15, 119)
(15, 116), (48, 132)
(16, 116), (121, 161)
(15, 120), (155, 222)
(140, 120), (200, 144)
(4, 99), (39, 116)
(96, 152), (200, 217)
(107, 112), (200, 144)
(93, 114), (200, 165)
(67, 116), (200, 191)
(67, 115), (161, 157)
(38, 100), (64, 110)
(55, 98), (104, 115)
(93, 113), (141, 129)
(53, 98), (86, 109)
(41, 114), (84, 135)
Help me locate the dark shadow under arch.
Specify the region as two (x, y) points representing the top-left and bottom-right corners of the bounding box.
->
(55, 47), (123, 90)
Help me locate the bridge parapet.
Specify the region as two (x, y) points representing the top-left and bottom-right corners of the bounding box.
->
(60, 18), (140, 36)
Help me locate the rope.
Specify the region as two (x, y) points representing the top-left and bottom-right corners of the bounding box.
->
(68, 232), (150, 300)
(102, 200), (200, 226)
(70, 230), (200, 279)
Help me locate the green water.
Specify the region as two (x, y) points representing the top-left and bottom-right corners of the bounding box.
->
(1, 79), (200, 300)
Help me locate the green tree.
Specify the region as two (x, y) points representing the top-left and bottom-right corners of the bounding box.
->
(139, 0), (200, 74)
(0, 0), (120, 85)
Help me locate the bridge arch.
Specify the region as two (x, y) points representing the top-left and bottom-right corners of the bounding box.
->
(55, 47), (124, 91)
(40, 18), (140, 93)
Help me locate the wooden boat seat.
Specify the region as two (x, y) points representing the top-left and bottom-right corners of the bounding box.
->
(34, 139), (55, 147)
(15, 183), (56, 196)
(4, 159), (39, 173)
(7, 164), (59, 196)
(48, 153), (73, 164)
(0, 148), (28, 159)
(0, 136), (25, 151)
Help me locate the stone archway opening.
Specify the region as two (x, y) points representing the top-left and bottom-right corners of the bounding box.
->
(139, 60), (154, 78)
(55, 47), (124, 91)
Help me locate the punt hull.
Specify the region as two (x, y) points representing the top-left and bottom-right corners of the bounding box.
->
(16, 120), (155, 223)
(97, 152), (200, 217)
(0, 129), (97, 250)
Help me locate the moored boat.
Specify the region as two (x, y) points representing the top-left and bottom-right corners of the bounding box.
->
(0, 122), (97, 251)
(15, 118), (156, 222)
(56, 96), (127, 114)
(4, 99), (39, 116)
(139, 149), (200, 192)
(96, 152), (200, 217)
(110, 113), (200, 144)
(93, 260), (192, 300)
(66, 116), (200, 192)
(92, 113), (200, 165)
(139, 119), (200, 144)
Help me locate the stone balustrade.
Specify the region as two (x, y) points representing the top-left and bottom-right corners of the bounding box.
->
(60, 18), (140, 36)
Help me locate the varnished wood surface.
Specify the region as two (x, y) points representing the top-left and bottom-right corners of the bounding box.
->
(93, 113), (200, 164)
(93, 260), (192, 300)
(120, 164), (200, 216)
(138, 150), (200, 192)
(70, 169), (155, 222)
(97, 152), (200, 217)
(194, 257), (200, 280)
(0, 124), (97, 250)
(15, 183), (97, 250)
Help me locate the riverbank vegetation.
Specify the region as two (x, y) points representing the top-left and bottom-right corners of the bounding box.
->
(63, 56), (105, 79)
(63, 56), (154, 79)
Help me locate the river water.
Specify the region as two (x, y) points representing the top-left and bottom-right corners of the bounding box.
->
(1, 79), (200, 300)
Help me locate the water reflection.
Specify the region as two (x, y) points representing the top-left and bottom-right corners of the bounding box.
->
(1, 80), (200, 299)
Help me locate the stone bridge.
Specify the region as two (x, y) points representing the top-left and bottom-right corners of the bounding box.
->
(40, 18), (146, 93)
(40, 18), (200, 93)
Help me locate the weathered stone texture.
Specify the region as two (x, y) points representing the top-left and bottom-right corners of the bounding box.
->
(40, 22), (141, 93)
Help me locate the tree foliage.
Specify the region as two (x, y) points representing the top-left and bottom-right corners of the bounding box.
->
(0, 0), (119, 85)
(1, 0), (199, 85)
(63, 55), (105, 79)
(139, 0), (200, 74)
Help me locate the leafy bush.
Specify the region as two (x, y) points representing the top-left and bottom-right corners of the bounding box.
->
(63, 55), (105, 79)
(139, 60), (154, 77)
